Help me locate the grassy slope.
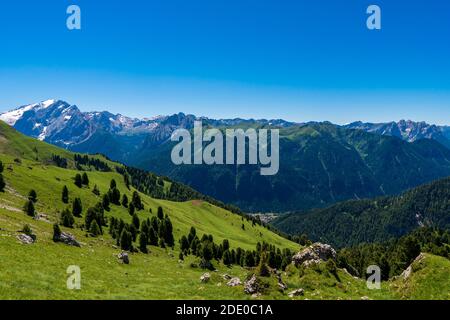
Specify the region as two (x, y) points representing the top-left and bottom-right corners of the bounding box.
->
(0, 122), (448, 300)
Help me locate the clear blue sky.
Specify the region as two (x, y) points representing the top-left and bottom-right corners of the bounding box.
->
(1, 0), (450, 124)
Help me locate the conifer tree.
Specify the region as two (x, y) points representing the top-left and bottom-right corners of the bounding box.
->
(53, 224), (61, 242)
(72, 197), (83, 217)
(132, 213), (140, 230)
(139, 232), (148, 253)
(62, 185), (69, 203)
(23, 200), (35, 217)
(28, 189), (37, 203)
(61, 208), (75, 228)
(0, 174), (5, 192)
(81, 172), (89, 186)
(128, 202), (135, 216)
(74, 173), (83, 188)
(89, 220), (101, 236)
(121, 194), (128, 207)
(148, 227), (158, 246)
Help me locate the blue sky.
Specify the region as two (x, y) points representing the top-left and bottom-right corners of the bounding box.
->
(1, 0), (450, 124)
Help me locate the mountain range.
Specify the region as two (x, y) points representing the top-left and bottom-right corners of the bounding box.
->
(2, 99), (450, 213)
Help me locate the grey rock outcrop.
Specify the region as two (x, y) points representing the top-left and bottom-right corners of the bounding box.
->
(118, 251), (130, 264)
(227, 277), (242, 287)
(292, 243), (336, 267)
(244, 274), (260, 294)
(200, 273), (211, 283)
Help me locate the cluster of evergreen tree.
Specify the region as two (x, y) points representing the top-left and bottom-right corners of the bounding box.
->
(109, 217), (136, 251)
(138, 207), (174, 252)
(109, 206), (175, 252)
(85, 203), (107, 236)
(74, 154), (111, 172)
(51, 154), (68, 168)
(337, 227), (450, 280)
(74, 173), (89, 188)
(179, 227), (293, 271)
(0, 161), (5, 192)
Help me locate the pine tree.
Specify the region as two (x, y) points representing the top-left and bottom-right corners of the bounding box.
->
(28, 189), (37, 203)
(81, 172), (89, 186)
(157, 206), (164, 220)
(121, 194), (128, 207)
(109, 187), (121, 205)
(188, 227), (197, 244)
(128, 202), (135, 216)
(23, 200), (35, 217)
(132, 213), (140, 230)
(159, 238), (166, 248)
(223, 250), (232, 266)
(62, 185), (69, 203)
(163, 216), (174, 247)
(139, 232), (148, 253)
(179, 252), (184, 261)
(102, 193), (110, 211)
(124, 174), (130, 190)
(85, 207), (100, 231)
(120, 229), (133, 251)
(222, 239), (230, 251)
(53, 224), (61, 242)
(0, 174), (6, 192)
(148, 227), (158, 246)
(132, 191), (143, 210)
(89, 220), (101, 236)
(61, 209), (75, 228)
(180, 235), (190, 253)
(130, 223), (138, 242)
(74, 173), (83, 188)
(72, 198), (83, 217)
(110, 179), (117, 189)
(0, 160), (3, 173)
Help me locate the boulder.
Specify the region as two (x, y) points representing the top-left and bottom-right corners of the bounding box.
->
(17, 233), (34, 244)
(118, 251), (130, 264)
(288, 288), (304, 297)
(292, 243), (336, 267)
(200, 273), (211, 283)
(227, 277), (242, 287)
(244, 274), (260, 294)
(55, 232), (81, 247)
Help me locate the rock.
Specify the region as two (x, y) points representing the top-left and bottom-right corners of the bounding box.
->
(361, 296), (370, 300)
(278, 282), (288, 291)
(55, 232), (81, 247)
(288, 288), (304, 297)
(276, 274), (288, 291)
(200, 273), (211, 283)
(118, 251), (130, 264)
(244, 274), (260, 294)
(227, 277), (242, 287)
(17, 233), (34, 244)
(292, 243), (336, 267)
(222, 274), (232, 280)
(400, 253), (426, 279)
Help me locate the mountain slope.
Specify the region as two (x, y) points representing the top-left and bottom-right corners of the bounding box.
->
(1, 119), (448, 300)
(272, 177), (450, 248)
(137, 123), (450, 212)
